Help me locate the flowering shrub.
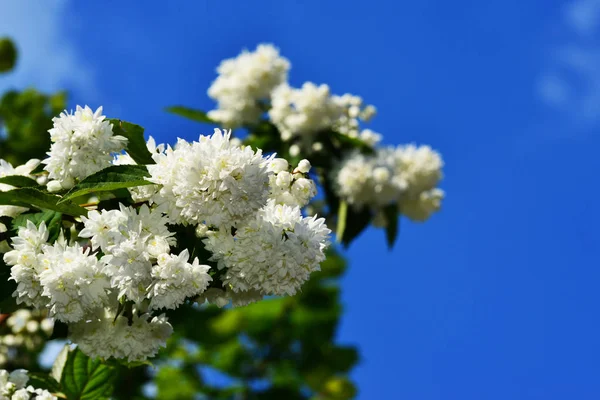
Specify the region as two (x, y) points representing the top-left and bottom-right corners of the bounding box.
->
(0, 41), (445, 400)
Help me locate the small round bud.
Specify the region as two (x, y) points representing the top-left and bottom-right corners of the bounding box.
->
(275, 171), (292, 188)
(296, 159), (311, 174)
(46, 180), (63, 192)
(268, 158), (289, 173)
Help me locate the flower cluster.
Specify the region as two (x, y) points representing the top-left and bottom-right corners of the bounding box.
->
(0, 310), (53, 368)
(1, 109), (330, 363)
(204, 200), (330, 296)
(146, 129), (329, 301)
(0, 369), (56, 400)
(43, 106), (127, 191)
(206, 45), (380, 154)
(3, 206), (209, 362)
(147, 129), (273, 228)
(207, 44), (290, 127)
(335, 144), (444, 222)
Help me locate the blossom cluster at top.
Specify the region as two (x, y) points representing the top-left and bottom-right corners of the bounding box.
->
(0, 369), (56, 400)
(206, 44), (445, 222)
(1, 106), (330, 362)
(207, 44), (380, 152)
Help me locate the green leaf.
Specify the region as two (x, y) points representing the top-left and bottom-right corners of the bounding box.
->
(335, 201), (348, 244)
(51, 345), (70, 383)
(108, 119), (154, 165)
(12, 210), (63, 242)
(340, 206), (372, 248)
(60, 347), (117, 400)
(0, 188), (87, 217)
(0, 175), (39, 188)
(164, 106), (214, 124)
(383, 204), (400, 249)
(60, 165), (152, 203)
(28, 372), (61, 393)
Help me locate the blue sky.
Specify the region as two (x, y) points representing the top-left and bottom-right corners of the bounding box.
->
(2, 0), (600, 398)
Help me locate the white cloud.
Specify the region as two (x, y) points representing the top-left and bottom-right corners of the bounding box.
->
(537, 0), (600, 127)
(565, 0), (600, 36)
(0, 0), (95, 98)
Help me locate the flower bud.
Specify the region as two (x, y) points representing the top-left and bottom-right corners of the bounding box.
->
(275, 171), (292, 188)
(268, 158), (289, 173)
(296, 159), (311, 174)
(46, 180), (62, 192)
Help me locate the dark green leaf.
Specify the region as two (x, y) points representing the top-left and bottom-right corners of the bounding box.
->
(0, 188), (87, 217)
(165, 106), (214, 124)
(383, 204), (400, 249)
(0, 175), (39, 188)
(60, 165), (152, 203)
(108, 119), (154, 165)
(340, 206), (372, 248)
(60, 347), (117, 400)
(28, 372), (61, 393)
(12, 210), (63, 242)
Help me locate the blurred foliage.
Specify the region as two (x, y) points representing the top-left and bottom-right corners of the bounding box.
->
(0, 37), (67, 166)
(0, 38), (17, 73)
(142, 249), (357, 400)
(0, 37), (360, 399)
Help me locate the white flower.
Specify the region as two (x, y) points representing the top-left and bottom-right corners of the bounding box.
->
(0, 159), (40, 218)
(4, 222), (49, 309)
(7, 371), (28, 390)
(147, 129), (273, 228)
(269, 83), (377, 150)
(0, 369), (54, 400)
(335, 144), (444, 221)
(42, 106), (127, 189)
(69, 309), (173, 363)
(204, 201), (330, 296)
(38, 242), (110, 323)
(147, 250), (211, 310)
(208, 44), (290, 127)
